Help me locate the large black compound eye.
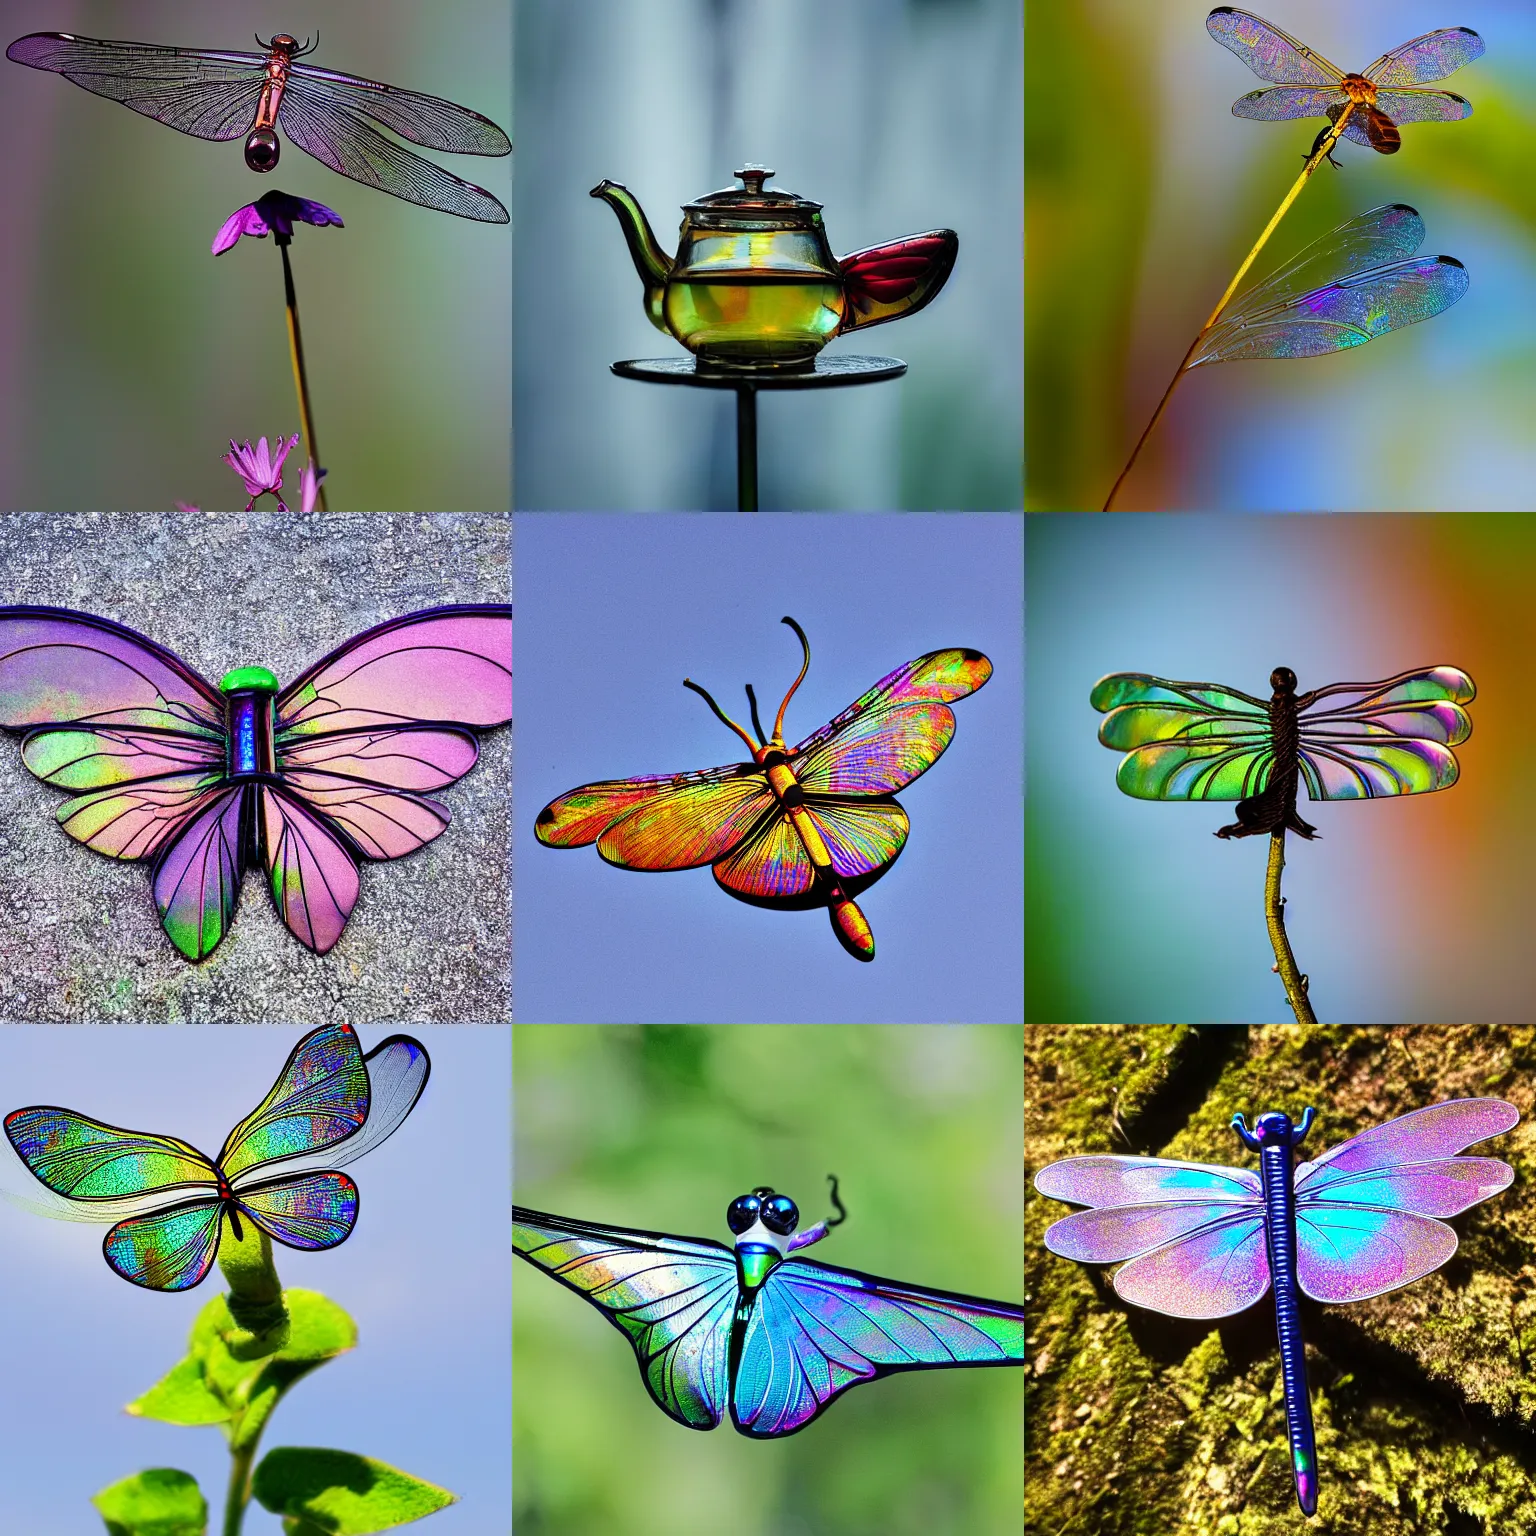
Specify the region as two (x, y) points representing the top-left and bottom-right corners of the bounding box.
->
(762, 1195), (798, 1235)
(1270, 666), (1298, 694)
(726, 1194), (761, 1234)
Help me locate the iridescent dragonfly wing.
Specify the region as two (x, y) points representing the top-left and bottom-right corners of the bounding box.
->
(1205, 9), (1345, 87)
(732, 1257), (1023, 1437)
(1294, 666), (1474, 799)
(1292, 1099), (1516, 1304)
(513, 1206), (739, 1431)
(6, 33), (267, 140)
(1362, 27), (1485, 87)
(1091, 673), (1275, 801)
(1190, 204), (1467, 365)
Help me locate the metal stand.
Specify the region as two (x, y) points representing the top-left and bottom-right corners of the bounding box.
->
(610, 354), (907, 511)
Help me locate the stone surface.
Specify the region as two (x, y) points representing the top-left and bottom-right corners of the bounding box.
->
(0, 512), (510, 1024)
(1027, 1025), (1536, 1534)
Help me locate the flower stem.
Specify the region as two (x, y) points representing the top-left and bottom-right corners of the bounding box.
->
(279, 238), (328, 511)
(222, 1437), (258, 1536)
(1265, 829), (1317, 1023)
(1101, 103), (1357, 511)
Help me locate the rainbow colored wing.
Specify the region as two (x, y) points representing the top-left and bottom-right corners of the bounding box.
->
(732, 1257), (1023, 1437)
(1292, 1099), (1516, 1303)
(513, 1205), (738, 1431)
(235, 1170), (360, 1253)
(4, 1106), (216, 1207)
(712, 798), (909, 908)
(1035, 1155), (1270, 1318)
(1362, 27), (1485, 87)
(103, 1200), (227, 1291)
(1092, 672), (1275, 801)
(1206, 9), (1343, 87)
(839, 232), (958, 329)
(1294, 666), (1474, 799)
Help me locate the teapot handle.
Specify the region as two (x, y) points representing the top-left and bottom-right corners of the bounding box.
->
(838, 230), (958, 332)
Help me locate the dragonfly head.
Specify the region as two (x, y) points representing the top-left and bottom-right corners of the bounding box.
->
(727, 1187), (799, 1252)
(1270, 667), (1298, 696)
(1233, 1108), (1315, 1151)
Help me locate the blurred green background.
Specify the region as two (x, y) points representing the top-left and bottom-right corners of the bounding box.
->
(513, 1024), (1023, 1535)
(1026, 0), (1535, 510)
(0, 0), (510, 511)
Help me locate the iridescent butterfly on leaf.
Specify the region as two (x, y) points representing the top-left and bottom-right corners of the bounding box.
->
(0, 604), (512, 960)
(514, 1178), (1022, 1437)
(3, 1022), (429, 1292)
(535, 617), (991, 961)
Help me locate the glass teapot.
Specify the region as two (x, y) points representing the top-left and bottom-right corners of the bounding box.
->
(591, 166), (958, 371)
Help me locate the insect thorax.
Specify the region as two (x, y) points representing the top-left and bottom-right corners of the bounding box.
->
(219, 667), (279, 779)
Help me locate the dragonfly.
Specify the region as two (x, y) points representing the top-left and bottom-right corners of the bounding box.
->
(0, 604), (512, 960)
(1185, 203), (1467, 367)
(1206, 8), (1484, 162)
(534, 617), (991, 961)
(1092, 663), (1475, 838)
(1036, 1098), (1518, 1514)
(514, 1179), (1023, 1436)
(3, 1023), (429, 1292)
(6, 31), (511, 222)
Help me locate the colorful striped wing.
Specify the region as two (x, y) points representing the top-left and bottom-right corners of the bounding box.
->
(513, 1205), (738, 1431)
(1036, 1155), (1270, 1318)
(1294, 666), (1474, 799)
(731, 1257), (1023, 1437)
(1292, 1099), (1517, 1304)
(236, 1170), (359, 1253)
(1091, 673), (1275, 801)
(103, 1199), (227, 1291)
(712, 798), (908, 907)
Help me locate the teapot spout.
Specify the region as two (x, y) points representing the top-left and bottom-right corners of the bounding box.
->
(591, 180), (672, 333)
(837, 230), (958, 332)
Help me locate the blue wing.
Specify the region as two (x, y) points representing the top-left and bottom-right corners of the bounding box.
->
(731, 1255), (1024, 1437)
(512, 1205), (739, 1430)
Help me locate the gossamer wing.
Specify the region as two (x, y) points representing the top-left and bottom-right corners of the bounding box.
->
(4, 1022), (430, 1291)
(535, 617), (991, 961)
(1036, 1099), (1517, 1514)
(514, 1180), (1023, 1436)
(0, 604), (513, 959)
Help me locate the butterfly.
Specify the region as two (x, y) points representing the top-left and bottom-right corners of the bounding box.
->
(1206, 9), (1484, 163)
(1186, 204), (1467, 368)
(1035, 1098), (1518, 1514)
(1092, 663), (1474, 839)
(6, 30), (510, 222)
(3, 1022), (429, 1292)
(514, 1178), (1023, 1437)
(534, 617), (991, 961)
(0, 604), (512, 960)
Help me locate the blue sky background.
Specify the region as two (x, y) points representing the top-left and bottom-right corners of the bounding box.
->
(512, 513), (1022, 1023)
(0, 1024), (509, 1535)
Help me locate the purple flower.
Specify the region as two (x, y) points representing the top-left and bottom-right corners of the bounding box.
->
(212, 191), (344, 256)
(223, 434), (300, 511)
(298, 460), (327, 514)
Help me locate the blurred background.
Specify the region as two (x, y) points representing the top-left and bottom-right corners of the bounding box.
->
(0, 0), (510, 511)
(1026, 0), (1536, 510)
(513, 513), (1023, 1024)
(513, 1023), (1023, 1536)
(1027, 513), (1536, 1023)
(0, 1024), (510, 1535)
(513, 0), (1022, 511)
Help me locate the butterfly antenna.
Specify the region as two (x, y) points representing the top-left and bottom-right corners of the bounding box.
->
(683, 678), (759, 757)
(823, 1173), (847, 1228)
(771, 617), (812, 744)
(745, 683), (768, 747)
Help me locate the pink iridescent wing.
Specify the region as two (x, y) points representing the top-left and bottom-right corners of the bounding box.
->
(1206, 9), (1345, 86)
(839, 232), (958, 329)
(1292, 1099), (1517, 1304)
(259, 785), (361, 955)
(1362, 28), (1485, 87)
(1294, 666), (1474, 800)
(1035, 1155), (1270, 1318)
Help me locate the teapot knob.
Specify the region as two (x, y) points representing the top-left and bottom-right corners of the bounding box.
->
(735, 165), (774, 195)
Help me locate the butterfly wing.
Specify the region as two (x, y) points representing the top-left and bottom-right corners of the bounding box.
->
(235, 1170), (359, 1254)
(5, 33), (266, 142)
(1091, 673), (1275, 801)
(1036, 1155), (1270, 1318)
(1294, 666), (1474, 800)
(103, 1199), (227, 1291)
(1206, 10), (1344, 87)
(1293, 1099), (1517, 1304)
(839, 232), (958, 329)
(731, 1255), (1022, 1437)
(1363, 28), (1485, 88)
(513, 1205), (738, 1431)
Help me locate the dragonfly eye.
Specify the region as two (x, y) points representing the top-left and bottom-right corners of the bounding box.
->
(726, 1194), (761, 1234)
(1270, 667), (1298, 694)
(762, 1196), (798, 1235)
(245, 129), (281, 173)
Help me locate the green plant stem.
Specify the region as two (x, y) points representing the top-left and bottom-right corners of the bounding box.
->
(223, 1437), (258, 1536)
(279, 238), (328, 512)
(1101, 102), (1358, 511)
(1265, 829), (1317, 1023)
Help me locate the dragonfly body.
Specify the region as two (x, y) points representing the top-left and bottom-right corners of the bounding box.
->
(1214, 666), (1315, 840)
(1036, 1099), (1519, 1514)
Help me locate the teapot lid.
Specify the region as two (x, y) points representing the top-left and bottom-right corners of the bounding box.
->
(685, 166), (822, 221)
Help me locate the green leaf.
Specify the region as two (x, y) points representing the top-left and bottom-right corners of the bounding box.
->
(253, 1448), (457, 1533)
(126, 1355), (232, 1427)
(92, 1468), (207, 1536)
